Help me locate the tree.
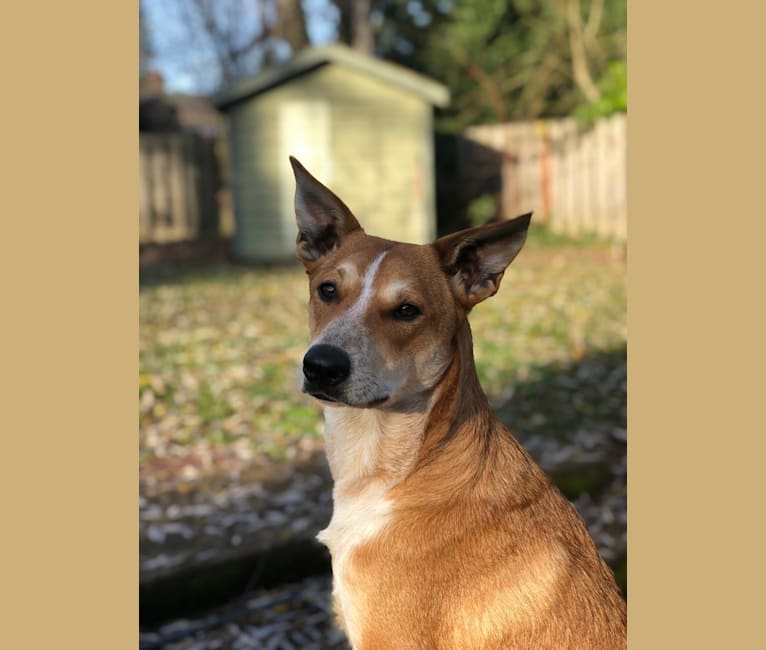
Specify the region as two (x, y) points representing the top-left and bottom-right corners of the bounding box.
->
(157, 0), (312, 91)
(332, 0), (375, 54)
(269, 0), (310, 58)
(139, 0), (155, 80)
(375, 0), (626, 131)
(562, 0), (604, 104)
(143, 0), (383, 93)
(183, 0), (272, 85)
(144, 0), (625, 128)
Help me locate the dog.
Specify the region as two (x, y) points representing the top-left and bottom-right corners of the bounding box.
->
(290, 157), (626, 649)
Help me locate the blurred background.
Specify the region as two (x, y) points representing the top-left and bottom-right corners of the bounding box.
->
(139, 1), (626, 648)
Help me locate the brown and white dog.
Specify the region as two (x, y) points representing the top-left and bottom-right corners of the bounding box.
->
(290, 157), (626, 649)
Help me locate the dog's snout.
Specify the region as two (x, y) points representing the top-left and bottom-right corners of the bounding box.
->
(303, 344), (351, 387)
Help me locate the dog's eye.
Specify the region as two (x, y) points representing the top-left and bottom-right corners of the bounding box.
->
(393, 303), (421, 321)
(317, 282), (337, 302)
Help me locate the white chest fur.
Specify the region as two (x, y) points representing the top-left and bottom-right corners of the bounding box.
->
(317, 480), (392, 559)
(317, 480), (392, 643)
(317, 407), (415, 645)
(317, 476), (391, 608)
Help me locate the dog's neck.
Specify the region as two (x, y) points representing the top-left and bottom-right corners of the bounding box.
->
(322, 318), (493, 498)
(323, 400), (432, 494)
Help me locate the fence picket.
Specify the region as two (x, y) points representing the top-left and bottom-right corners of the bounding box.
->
(139, 132), (221, 246)
(459, 115), (626, 241)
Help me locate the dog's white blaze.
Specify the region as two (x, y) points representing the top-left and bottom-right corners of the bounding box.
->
(346, 250), (387, 321)
(310, 251), (388, 348)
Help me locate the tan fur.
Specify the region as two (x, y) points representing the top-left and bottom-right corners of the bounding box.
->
(290, 157), (626, 649)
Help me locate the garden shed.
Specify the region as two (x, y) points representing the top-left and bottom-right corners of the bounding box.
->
(214, 44), (449, 263)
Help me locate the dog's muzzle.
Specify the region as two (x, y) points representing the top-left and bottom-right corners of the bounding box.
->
(302, 344), (351, 399)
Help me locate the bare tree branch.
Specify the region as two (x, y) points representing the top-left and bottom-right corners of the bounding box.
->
(272, 0), (310, 51)
(183, 0), (310, 86)
(450, 43), (509, 122)
(584, 0), (604, 43)
(517, 51), (564, 118)
(563, 0), (601, 103)
(351, 0), (374, 54)
(190, 0), (258, 83)
(331, 0), (374, 53)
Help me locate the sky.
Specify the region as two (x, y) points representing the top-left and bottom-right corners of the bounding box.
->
(141, 0), (339, 95)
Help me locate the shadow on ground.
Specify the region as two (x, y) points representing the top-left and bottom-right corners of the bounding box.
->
(496, 346), (626, 444)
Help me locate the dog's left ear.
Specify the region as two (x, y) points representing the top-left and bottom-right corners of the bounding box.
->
(433, 213), (532, 309)
(290, 156), (362, 265)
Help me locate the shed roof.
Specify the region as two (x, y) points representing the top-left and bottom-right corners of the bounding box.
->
(213, 43), (450, 110)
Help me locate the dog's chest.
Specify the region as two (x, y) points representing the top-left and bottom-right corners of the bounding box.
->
(317, 482), (392, 556)
(318, 409), (400, 644)
(318, 483), (392, 645)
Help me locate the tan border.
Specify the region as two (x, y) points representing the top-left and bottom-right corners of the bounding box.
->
(5, 1), (763, 647)
(629, 3), (765, 647)
(3, 3), (136, 648)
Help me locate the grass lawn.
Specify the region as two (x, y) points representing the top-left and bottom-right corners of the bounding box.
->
(139, 229), (626, 476)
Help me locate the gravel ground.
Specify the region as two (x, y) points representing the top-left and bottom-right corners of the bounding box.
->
(140, 574), (349, 650)
(141, 441), (332, 584)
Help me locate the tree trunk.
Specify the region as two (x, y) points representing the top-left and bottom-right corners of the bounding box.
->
(564, 0), (601, 104)
(332, 0), (373, 53)
(274, 0), (310, 52)
(351, 0), (374, 54)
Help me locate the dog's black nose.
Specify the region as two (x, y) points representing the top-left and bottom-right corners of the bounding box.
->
(303, 345), (351, 387)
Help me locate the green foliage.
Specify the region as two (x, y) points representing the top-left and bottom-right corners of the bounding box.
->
(526, 222), (611, 249)
(466, 194), (497, 227)
(376, 0), (627, 131)
(575, 60), (627, 126)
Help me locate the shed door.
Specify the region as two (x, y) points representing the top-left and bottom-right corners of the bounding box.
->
(279, 100), (332, 248)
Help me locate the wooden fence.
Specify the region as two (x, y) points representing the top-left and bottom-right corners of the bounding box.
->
(458, 114), (627, 241)
(139, 132), (224, 245)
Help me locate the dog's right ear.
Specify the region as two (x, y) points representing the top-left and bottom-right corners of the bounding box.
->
(290, 156), (362, 265)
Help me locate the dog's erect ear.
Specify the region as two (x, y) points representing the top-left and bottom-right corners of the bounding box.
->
(290, 156), (362, 264)
(433, 213), (532, 309)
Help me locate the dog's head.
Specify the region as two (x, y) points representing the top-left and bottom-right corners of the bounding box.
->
(291, 156), (531, 410)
